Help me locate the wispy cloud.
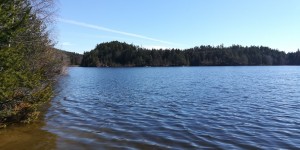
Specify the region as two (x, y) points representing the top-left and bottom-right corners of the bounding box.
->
(143, 45), (171, 50)
(59, 18), (178, 45)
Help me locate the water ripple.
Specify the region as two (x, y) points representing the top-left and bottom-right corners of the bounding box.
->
(45, 67), (300, 149)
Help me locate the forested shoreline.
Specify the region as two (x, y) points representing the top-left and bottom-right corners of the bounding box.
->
(81, 41), (300, 67)
(0, 0), (64, 127)
(62, 50), (83, 66)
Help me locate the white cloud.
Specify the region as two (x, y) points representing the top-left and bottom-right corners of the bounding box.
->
(59, 18), (178, 46)
(143, 45), (171, 50)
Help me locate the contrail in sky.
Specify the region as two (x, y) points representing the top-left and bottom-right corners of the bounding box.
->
(59, 18), (177, 45)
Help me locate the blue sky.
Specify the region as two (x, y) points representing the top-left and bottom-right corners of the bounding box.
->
(55, 0), (300, 54)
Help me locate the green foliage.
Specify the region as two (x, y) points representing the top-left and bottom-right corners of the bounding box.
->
(287, 50), (300, 65)
(81, 41), (299, 67)
(0, 0), (31, 45)
(60, 50), (83, 66)
(0, 0), (62, 127)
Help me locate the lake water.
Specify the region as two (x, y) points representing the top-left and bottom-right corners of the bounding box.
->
(1, 66), (300, 149)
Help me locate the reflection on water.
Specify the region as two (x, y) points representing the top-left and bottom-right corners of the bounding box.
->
(0, 119), (57, 150)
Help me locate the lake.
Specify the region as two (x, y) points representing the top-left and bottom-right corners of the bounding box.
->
(1, 66), (300, 149)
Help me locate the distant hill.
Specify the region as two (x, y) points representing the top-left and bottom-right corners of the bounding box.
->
(80, 41), (300, 67)
(54, 49), (83, 66)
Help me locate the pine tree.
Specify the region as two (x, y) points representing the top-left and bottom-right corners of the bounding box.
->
(0, 0), (61, 127)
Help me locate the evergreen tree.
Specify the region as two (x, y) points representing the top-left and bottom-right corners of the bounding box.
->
(0, 0), (62, 127)
(80, 41), (299, 67)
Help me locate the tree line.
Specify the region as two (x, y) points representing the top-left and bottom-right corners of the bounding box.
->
(81, 41), (300, 67)
(54, 49), (83, 66)
(63, 51), (83, 66)
(0, 0), (64, 127)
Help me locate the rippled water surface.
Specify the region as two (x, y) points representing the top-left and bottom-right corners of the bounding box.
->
(2, 67), (300, 149)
